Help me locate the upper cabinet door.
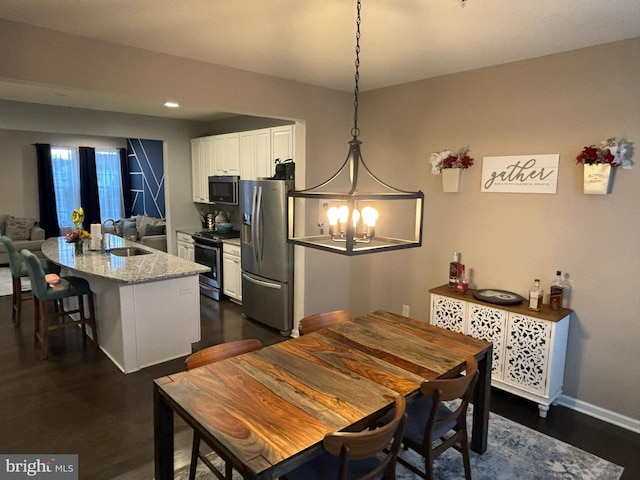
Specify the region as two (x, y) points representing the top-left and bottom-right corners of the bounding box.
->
(213, 133), (240, 176)
(271, 125), (294, 164)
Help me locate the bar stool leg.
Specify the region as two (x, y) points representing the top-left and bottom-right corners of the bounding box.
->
(33, 296), (40, 349)
(87, 293), (98, 349)
(39, 299), (50, 360)
(79, 294), (87, 347)
(12, 276), (21, 326)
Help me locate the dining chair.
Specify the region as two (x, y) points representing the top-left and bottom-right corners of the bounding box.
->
(298, 309), (351, 335)
(21, 249), (98, 359)
(282, 393), (407, 480)
(398, 356), (479, 480)
(185, 339), (263, 480)
(1, 236), (60, 326)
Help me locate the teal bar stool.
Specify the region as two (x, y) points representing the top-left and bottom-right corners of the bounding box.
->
(1, 235), (60, 326)
(21, 249), (98, 360)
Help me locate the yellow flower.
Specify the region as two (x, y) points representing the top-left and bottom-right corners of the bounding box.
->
(71, 207), (84, 229)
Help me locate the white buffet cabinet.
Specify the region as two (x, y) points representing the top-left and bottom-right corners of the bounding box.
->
(192, 125), (294, 203)
(429, 285), (571, 417)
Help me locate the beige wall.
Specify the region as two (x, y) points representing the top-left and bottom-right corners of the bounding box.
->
(355, 37), (640, 422)
(1, 17), (638, 425)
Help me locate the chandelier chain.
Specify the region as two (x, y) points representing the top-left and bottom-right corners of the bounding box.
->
(351, 0), (361, 139)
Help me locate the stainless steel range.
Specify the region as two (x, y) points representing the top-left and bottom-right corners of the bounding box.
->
(191, 230), (240, 300)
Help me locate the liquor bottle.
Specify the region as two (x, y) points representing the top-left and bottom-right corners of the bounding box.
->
(550, 270), (564, 310)
(455, 265), (469, 294)
(449, 252), (462, 287)
(528, 279), (543, 311)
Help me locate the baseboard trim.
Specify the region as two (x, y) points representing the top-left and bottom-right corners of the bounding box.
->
(558, 394), (640, 434)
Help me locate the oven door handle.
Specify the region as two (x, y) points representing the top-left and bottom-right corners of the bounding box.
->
(194, 242), (220, 252)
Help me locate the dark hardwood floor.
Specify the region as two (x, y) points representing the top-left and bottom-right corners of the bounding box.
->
(0, 294), (637, 479)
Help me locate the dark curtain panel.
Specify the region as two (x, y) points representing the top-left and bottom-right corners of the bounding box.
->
(119, 147), (132, 218)
(79, 147), (101, 228)
(34, 143), (60, 238)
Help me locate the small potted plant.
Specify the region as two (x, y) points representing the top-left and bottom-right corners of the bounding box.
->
(430, 146), (474, 192)
(576, 137), (632, 194)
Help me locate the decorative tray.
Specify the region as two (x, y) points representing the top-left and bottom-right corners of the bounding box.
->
(472, 289), (525, 305)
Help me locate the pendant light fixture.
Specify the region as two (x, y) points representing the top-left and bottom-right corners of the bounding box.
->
(287, 0), (424, 255)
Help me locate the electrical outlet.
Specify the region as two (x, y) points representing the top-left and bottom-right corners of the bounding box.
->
(402, 305), (410, 317)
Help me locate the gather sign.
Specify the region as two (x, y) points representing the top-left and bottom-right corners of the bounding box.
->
(481, 154), (559, 194)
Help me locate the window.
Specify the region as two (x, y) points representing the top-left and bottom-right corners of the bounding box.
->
(95, 149), (124, 221)
(51, 146), (81, 229)
(51, 146), (123, 229)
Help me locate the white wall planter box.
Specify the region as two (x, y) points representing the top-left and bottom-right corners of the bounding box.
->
(430, 285), (571, 417)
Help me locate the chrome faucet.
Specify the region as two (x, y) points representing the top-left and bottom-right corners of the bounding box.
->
(101, 218), (116, 252)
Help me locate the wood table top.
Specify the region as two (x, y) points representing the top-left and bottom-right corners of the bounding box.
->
(155, 310), (492, 479)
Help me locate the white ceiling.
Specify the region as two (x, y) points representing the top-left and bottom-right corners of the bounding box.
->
(1, 0), (639, 120)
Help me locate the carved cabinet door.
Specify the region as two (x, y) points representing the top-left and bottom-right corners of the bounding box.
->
(467, 303), (507, 381)
(503, 313), (552, 395)
(431, 294), (467, 333)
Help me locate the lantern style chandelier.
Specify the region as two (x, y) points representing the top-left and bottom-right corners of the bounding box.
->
(287, 0), (424, 255)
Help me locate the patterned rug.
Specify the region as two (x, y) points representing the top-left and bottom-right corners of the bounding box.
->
(0, 267), (30, 297)
(172, 408), (623, 480)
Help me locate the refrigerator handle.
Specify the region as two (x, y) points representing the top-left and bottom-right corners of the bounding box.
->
(243, 272), (282, 290)
(254, 186), (263, 266)
(250, 186), (259, 264)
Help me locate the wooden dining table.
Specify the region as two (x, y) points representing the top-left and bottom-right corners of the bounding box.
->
(153, 310), (493, 480)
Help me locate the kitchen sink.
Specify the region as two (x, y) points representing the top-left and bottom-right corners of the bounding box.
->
(109, 247), (152, 257)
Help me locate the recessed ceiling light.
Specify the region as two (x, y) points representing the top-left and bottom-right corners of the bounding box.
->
(164, 101), (179, 108)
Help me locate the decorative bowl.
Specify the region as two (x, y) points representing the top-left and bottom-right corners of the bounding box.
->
(216, 223), (233, 233)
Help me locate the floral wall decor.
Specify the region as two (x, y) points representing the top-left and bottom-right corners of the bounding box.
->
(577, 137), (633, 194)
(430, 146), (474, 192)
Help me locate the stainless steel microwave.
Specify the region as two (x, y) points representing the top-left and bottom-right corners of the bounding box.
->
(208, 175), (239, 205)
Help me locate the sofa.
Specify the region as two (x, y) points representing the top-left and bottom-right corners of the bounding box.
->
(103, 215), (167, 252)
(0, 214), (46, 264)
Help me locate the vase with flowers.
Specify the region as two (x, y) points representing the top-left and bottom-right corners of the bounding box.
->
(430, 146), (474, 192)
(65, 207), (90, 255)
(576, 137), (632, 194)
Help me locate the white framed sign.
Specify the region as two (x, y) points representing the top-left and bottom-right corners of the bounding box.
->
(481, 154), (559, 193)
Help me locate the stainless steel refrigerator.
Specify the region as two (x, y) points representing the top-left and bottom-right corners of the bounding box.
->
(240, 179), (294, 335)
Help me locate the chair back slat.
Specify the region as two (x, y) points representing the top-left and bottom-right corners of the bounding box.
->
(185, 339), (262, 370)
(299, 310), (351, 335)
(322, 394), (407, 480)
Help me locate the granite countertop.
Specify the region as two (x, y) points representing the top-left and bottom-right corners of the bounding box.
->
(42, 234), (209, 284)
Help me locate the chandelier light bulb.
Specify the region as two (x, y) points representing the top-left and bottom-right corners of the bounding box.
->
(352, 208), (361, 228)
(327, 206), (340, 226)
(361, 206), (378, 227)
(338, 205), (350, 224)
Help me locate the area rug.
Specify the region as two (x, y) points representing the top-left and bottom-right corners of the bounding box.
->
(173, 408), (623, 480)
(0, 267), (30, 297)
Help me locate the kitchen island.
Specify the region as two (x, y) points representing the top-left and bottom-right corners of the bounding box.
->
(42, 235), (209, 373)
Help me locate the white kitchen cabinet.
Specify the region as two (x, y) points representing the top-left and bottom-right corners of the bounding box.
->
(213, 133), (240, 176)
(176, 231), (195, 262)
(191, 137), (215, 203)
(271, 125), (294, 163)
(239, 125), (294, 180)
(223, 242), (241, 303)
(239, 129), (272, 180)
(430, 285), (571, 418)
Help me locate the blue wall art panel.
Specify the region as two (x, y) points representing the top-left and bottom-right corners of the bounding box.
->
(127, 138), (165, 218)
